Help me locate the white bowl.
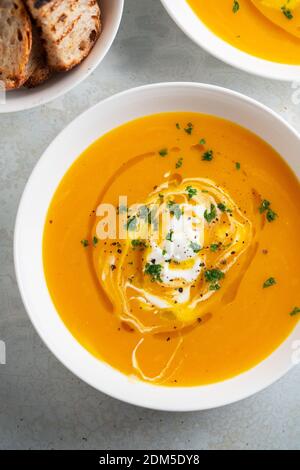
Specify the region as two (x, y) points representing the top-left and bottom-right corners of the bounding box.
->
(161, 0), (300, 81)
(0, 0), (124, 113)
(14, 83), (300, 411)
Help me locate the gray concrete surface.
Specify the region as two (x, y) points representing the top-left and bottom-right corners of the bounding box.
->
(0, 0), (300, 450)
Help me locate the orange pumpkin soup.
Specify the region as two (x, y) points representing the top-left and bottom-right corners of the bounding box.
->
(43, 112), (300, 386)
(187, 0), (300, 64)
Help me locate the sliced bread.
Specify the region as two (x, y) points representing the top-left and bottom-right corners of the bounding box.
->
(0, 0), (32, 90)
(24, 25), (51, 88)
(25, 0), (101, 72)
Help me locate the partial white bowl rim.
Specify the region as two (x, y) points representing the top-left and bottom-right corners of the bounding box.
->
(160, 0), (300, 82)
(14, 82), (300, 411)
(0, 0), (124, 113)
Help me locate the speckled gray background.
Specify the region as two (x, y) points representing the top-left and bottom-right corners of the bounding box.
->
(0, 0), (300, 450)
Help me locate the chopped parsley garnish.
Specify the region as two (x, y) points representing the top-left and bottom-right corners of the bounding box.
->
(266, 209), (277, 222)
(210, 283), (221, 291)
(92, 236), (98, 247)
(217, 202), (232, 213)
(81, 239), (89, 248)
(131, 239), (147, 249)
(210, 243), (219, 252)
(176, 123), (180, 130)
(259, 199), (271, 213)
(202, 150), (214, 161)
(166, 230), (174, 242)
(290, 307), (300, 317)
(259, 199), (277, 223)
(190, 241), (201, 253)
(281, 6), (293, 20)
(184, 122), (193, 135)
(159, 148), (168, 157)
(145, 262), (163, 282)
(235, 162), (241, 170)
(232, 0), (240, 13)
(204, 269), (225, 283)
(199, 138), (206, 145)
(204, 204), (217, 223)
(168, 201), (182, 220)
(176, 157), (183, 169)
(186, 185), (197, 200)
(263, 277), (276, 289)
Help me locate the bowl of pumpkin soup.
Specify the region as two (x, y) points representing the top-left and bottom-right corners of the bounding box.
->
(161, 0), (300, 80)
(14, 83), (300, 411)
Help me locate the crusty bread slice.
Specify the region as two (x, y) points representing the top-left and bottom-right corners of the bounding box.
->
(25, 0), (101, 72)
(0, 0), (32, 90)
(24, 25), (51, 88)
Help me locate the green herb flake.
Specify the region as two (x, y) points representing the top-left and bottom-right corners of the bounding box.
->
(186, 185), (197, 200)
(209, 283), (221, 291)
(144, 262), (163, 282)
(210, 243), (219, 252)
(202, 150), (214, 161)
(232, 0), (240, 14)
(204, 204), (217, 223)
(159, 148), (168, 157)
(281, 6), (293, 20)
(290, 307), (300, 317)
(235, 162), (241, 170)
(176, 157), (183, 169)
(259, 199), (271, 214)
(81, 239), (89, 248)
(217, 202), (232, 213)
(131, 239), (147, 250)
(184, 122), (194, 135)
(166, 230), (174, 242)
(259, 199), (277, 223)
(92, 236), (98, 247)
(266, 209), (277, 223)
(204, 269), (225, 283)
(199, 138), (206, 145)
(263, 277), (276, 289)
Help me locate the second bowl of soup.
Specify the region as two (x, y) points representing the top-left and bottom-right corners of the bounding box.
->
(161, 0), (300, 80)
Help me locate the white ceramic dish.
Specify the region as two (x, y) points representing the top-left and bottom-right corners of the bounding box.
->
(160, 0), (300, 82)
(14, 82), (300, 411)
(0, 0), (124, 113)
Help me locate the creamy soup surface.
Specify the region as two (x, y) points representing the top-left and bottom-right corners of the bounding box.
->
(43, 112), (300, 386)
(187, 0), (300, 64)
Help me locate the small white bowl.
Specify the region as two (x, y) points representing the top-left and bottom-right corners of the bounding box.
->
(14, 83), (300, 411)
(0, 0), (124, 113)
(161, 0), (300, 81)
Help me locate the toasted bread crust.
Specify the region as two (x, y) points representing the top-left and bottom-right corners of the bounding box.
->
(25, 0), (101, 72)
(24, 25), (51, 88)
(0, 0), (33, 90)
